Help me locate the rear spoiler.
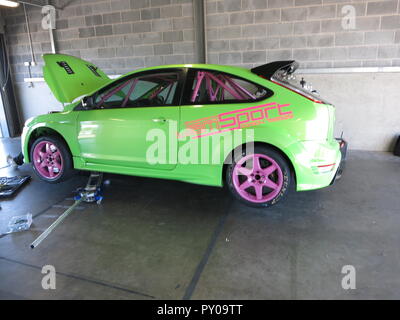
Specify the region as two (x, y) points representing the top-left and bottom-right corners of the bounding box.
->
(251, 61), (299, 80)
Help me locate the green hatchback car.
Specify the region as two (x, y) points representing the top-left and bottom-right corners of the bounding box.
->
(22, 54), (346, 207)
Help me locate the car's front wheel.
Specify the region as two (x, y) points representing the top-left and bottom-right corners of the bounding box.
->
(226, 146), (291, 208)
(30, 136), (74, 183)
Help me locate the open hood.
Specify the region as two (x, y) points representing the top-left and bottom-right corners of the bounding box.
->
(43, 54), (112, 103)
(251, 61), (299, 80)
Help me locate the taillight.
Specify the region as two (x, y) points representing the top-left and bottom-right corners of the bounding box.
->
(270, 79), (325, 104)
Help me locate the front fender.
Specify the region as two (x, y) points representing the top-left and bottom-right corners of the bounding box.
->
(22, 112), (79, 163)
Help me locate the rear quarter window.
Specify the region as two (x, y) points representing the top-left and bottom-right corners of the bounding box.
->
(186, 70), (273, 105)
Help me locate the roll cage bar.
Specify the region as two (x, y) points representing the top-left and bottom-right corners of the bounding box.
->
(190, 71), (257, 103)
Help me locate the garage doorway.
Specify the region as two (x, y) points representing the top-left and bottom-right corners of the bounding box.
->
(0, 33), (20, 138)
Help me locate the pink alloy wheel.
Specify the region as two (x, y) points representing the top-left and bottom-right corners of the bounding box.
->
(32, 141), (63, 179)
(232, 153), (283, 203)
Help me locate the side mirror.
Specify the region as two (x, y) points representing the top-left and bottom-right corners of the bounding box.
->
(81, 96), (93, 109)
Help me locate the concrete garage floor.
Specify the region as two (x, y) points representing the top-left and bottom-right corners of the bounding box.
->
(0, 137), (400, 300)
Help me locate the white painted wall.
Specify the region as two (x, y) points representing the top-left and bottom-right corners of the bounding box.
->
(301, 72), (400, 152)
(14, 72), (400, 151)
(14, 82), (63, 124)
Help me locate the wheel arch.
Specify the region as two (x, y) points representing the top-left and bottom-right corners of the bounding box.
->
(222, 141), (297, 187)
(26, 127), (72, 163)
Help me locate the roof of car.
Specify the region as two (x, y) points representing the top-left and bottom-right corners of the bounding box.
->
(116, 63), (253, 80)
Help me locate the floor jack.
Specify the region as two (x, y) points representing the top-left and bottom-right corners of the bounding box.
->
(30, 172), (104, 249)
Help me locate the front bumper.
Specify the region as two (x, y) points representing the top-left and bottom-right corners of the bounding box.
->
(21, 125), (29, 163)
(330, 138), (347, 184)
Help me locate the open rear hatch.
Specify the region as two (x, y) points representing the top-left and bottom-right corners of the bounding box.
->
(251, 60), (331, 104)
(43, 54), (112, 103)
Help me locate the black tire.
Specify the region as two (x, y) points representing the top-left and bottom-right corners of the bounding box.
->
(30, 135), (74, 183)
(226, 146), (292, 208)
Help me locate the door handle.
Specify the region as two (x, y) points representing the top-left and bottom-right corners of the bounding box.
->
(152, 117), (167, 124)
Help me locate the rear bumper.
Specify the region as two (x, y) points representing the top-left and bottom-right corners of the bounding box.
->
(288, 139), (344, 191)
(330, 138), (347, 184)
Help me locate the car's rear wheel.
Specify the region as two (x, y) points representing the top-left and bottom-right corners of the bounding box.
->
(30, 136), (74, 183)
(226, 146), (291, 208)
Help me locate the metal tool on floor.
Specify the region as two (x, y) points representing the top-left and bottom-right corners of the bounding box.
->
(0, 176), (31, 198)
(74, 172), (104, 204)
(30, 172), (104, 249)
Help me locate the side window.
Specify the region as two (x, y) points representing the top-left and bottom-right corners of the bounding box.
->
(94, 72), (180, 109)
(94, 79), (133, 108)
(190, 70), (269, 104)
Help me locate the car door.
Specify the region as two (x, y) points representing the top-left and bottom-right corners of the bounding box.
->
(76, 68), (186, 170)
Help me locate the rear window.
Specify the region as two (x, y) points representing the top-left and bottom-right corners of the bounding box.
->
(274, 71), (316, 94)
(272, 70), (329, 103)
